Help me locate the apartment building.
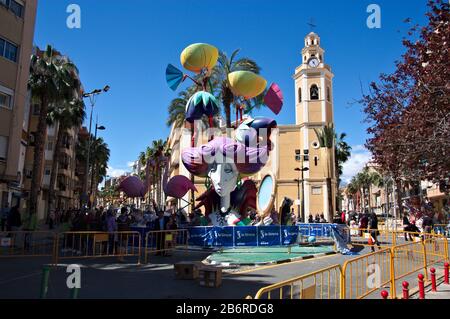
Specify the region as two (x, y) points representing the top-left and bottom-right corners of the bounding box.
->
(0, 0), (37, 209)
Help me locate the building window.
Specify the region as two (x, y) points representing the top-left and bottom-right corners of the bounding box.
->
(314, 156), (318, 166)
(9, 0), (23, 18)
(310, 85), (319, 100)
(0, 136), (8, 161)
(327, 86), (331, 101)
(45, 169), (51, 175)
(0, 91), (12, 109)
(0, 38), (18, 62)
(0, 39), (4, 59)
(0, 0), (23, 18)
(298, 88), (302, 103)
(312, 186), (322, 195)
(295, 149), (301, 161)
(47, 140), (53, 151)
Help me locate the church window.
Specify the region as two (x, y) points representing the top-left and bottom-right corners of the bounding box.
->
(327, 87), (331, 101)
(298, 88), (302, 102)
(310, 84), (319, 100)
(312, 186), (322, 195)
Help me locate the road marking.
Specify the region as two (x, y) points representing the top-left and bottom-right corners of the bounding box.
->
(229, 253), (339, 275)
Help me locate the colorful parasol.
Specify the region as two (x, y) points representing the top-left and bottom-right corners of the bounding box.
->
(165, 64), (184, 91)
(118, 176), (145, 198)
(228, 71), (267, 100)
(264, 83), (284, 115)
(180, 43), (219, 74)
(164, 175), (198, 198)
(185, 91), (219, 123)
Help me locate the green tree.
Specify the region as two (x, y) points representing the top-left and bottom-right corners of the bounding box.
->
(90, 137), (110, 202)
(346, 177), (361, 212)
(28, 45), (80, 227)
(335, 132), (352, 211)
(210, 49), (261, 129)
(46, 99), (85, 214)
(314, 124), (335, 221)
(76, 135), (110, 206)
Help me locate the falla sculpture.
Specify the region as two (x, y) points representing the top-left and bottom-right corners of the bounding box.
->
(164, 43), (284, 226)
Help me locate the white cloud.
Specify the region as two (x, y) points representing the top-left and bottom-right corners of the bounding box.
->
(126, 161), (136, 168)
(341, 145), (372, 185)
(351, 144), (367, 152)
(106, 167), (128, 178)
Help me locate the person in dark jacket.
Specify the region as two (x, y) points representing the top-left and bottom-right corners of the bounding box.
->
(368, 212), (380, 252)
(403, 214), (413, 241)
(154, 211), (170, 256)
(359, 213), (369, 237)
(421, 215), (434, 241)
(7, 205), (21, 231)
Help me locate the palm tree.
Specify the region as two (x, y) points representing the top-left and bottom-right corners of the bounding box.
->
(335, 133), (352, 186)
(28, 45), (80, 227)
(166, 87), (195, 128)
(89, 137), (110, 203)
(314, 124), (335, 221)
(76, 135), (110, 206)
(346, 178), (360, 211)
(166, 85), (220, 129)
(335, 132), (352, 211)
(355, 167), (373, 212)
(210, 49), (261, 129)
(150, 139), (168, 207)
(46, 99), (85, 214)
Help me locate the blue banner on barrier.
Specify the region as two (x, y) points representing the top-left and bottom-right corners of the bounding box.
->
(234, 227), (258, 246)
(281, 226), (298, 245)
(258, 226), (281, 246)
(211, 227), (234, 247)
(188, 227), (208, 246)
(186, 223), (345, 247)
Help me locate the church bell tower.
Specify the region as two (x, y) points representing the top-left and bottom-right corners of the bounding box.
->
(293, 32), (336, 221)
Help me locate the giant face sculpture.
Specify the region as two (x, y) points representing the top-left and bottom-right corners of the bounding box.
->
(181, 120), (276, 226)
(208, 162), (239, 198)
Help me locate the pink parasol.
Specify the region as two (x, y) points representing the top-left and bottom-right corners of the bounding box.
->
(118, 176), (145, 198)
(264, 83), (284, 115)
(164, 175), (197, 198)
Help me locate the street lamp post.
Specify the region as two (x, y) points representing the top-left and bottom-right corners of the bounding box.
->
(90, 117), (106, 205)
(295, 166), (309, 223)
(81, 85), (109, 209)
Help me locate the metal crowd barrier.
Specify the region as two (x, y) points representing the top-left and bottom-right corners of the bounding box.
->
(0, 231), (57, 261)
(144, 229), (188, 263)
(341, 248), (393, 299)
(54, 231), (141, 265)
(252, 232), (449, 299)
(253, 264), (343, 299)
(433, 224), (449, 237)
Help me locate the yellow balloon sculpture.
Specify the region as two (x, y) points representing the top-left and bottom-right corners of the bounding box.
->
(228, 71), (267, 99)
(180, 43), (219, 73)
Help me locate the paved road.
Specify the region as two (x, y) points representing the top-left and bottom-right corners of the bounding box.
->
(0, 246), (369, 299)
(0, 242), (446, 299)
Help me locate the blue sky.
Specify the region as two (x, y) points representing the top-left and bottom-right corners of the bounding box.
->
(33, 0), (430, 182)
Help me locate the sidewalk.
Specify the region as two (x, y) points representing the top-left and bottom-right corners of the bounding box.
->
(410, 277), (450, 299)
(423, 283), (450, 299)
